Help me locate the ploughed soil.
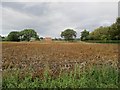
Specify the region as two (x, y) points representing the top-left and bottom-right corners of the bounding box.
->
(1, 42), (119, 78)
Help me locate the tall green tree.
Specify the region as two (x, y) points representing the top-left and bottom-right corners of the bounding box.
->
(80, 17), (120, 41)
(109, 23), (118, 40)
(109, 17), (120, 40)
(0, 35), (2, 41)
(116, 17), (120, 39)
(7, 31), (20, 41)
(61, 29), (77, 41)
(20, 29), (39, 41)
(90, 26), (111, 40)
(81, 29), (89, 41)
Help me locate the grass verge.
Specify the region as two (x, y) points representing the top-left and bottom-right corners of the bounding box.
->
(2, 65), (119, 88)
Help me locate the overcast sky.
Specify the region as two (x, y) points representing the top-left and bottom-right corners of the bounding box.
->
(1, 1), (118, 38)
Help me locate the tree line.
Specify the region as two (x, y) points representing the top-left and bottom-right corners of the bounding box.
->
(0, 17), (120, 42)
(81, 17), (120, 41)
(0, 29), (40, 41)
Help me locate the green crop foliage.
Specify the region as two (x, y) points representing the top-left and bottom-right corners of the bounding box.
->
(2, 65), (119, 88)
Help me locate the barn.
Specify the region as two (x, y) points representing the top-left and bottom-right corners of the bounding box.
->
(44, 37), (52, 42)
(30, 37), (36, 42)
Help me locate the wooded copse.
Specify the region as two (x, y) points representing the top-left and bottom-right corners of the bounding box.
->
(1, 17), (120, 42)
(0, 29), (40, 41)
(81, 17), (120, 41)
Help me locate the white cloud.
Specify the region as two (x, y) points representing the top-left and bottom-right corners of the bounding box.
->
(0, 3), (2, 35)
(1, 0), (119, 2)
(1, 2), (118, 38)
(2, 7), (33, 32)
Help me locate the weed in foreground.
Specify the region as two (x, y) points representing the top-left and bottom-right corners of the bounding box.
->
(2, 65), (118, 88)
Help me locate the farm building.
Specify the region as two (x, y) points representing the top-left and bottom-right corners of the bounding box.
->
(30, 37), (36, 42)
(44, 37), (52, 42)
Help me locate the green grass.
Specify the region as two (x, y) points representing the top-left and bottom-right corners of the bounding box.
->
(2, 65), (119, 88)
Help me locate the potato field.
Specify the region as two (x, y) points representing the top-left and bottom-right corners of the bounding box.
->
(1, 42), (119, 88)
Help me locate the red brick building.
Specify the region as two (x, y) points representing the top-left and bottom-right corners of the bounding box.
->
(44, 37), (52, 42)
